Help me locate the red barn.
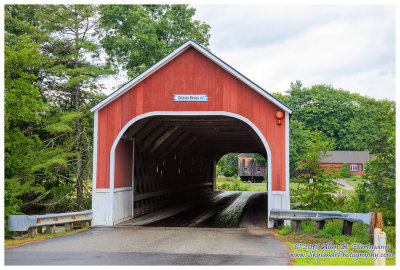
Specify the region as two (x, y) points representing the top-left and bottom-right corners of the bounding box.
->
(320, 151), (374, 176)
(90, 40), (293, 227)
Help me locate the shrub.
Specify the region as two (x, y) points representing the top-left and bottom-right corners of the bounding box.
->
(229, 178), (250, 191)
(222, 165), (236, 177)
(340, 163), (352, 178)
(384, 226), (396, 253)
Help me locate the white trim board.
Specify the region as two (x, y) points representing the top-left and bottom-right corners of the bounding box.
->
(92, 110), (98, 201)
(90, 40), (293, 114)
(108, 111), (274, 227)
(285, 111), (290, 209)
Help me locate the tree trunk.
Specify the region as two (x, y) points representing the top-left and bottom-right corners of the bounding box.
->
(75, 117), (83, 211)
(74, 13), (84, 211)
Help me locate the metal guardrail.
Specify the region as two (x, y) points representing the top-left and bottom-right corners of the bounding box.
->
(269, 208), (371, 235)
(269, 208), (371, 225)
(8, 210), (92, 232)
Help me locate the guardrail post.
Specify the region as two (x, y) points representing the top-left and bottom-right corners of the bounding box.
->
(45, 225), (56, 234)
(80, 221), (90, 227)
(342, 220), (353, 236)
(370, 212), (376, 244)
(292, 220), (302, 231)
(65, 222), (74, 231)
(316, 220), (325, 230)
(370, 211), (383, 244)
(374, 228), (381, 266)
(273, 220), (283, 229)
(377, 231), (386, 266)
(28, 227), (38, 238)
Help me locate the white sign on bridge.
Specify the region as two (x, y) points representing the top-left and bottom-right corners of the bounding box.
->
(173, 94), (208, 102)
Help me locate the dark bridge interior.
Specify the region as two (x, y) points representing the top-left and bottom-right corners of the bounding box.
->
(119, 115), (268, 227)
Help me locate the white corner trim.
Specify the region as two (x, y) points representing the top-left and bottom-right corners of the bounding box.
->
(131, 138), (135, 218)
(90, 40), (293, 114)
(285, 111), (290, 197)
(92, 110), (98, 202)
(109, 111), (274, 227)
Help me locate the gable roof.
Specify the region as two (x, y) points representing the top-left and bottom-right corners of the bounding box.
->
(91, 39), (293, 113)
(321, 151), (374, 164)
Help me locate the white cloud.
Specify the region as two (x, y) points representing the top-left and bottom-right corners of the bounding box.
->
(193, 4), (395, 100)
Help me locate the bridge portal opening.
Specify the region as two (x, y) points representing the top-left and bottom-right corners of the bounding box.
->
(114, 115), (269, 227)
(91, 41), (291, 228)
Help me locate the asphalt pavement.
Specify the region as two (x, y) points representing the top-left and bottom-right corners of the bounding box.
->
(5, 191), (290, 265)
(5, 226), (290, 265)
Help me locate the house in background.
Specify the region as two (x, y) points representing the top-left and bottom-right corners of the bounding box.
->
(320, 151), (374, 176)
(238, 153), (266, 183)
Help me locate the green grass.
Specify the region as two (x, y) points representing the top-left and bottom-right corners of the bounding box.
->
(247, 182), (267, 192)
(216, 180), (267, 192)
(345, 177), (362, 188)
(216, 177), (358, 196)
(277, 220), (395, 265)
(287, 241), (395, 266)
(338, 188), (353, 196)
(278, 220), (370, 244)
(5, 227), (88, 246)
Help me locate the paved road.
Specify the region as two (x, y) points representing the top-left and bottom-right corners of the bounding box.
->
(334, 179), (355, 191)
(6, 191), (290, 265)
(5, 226), (290, 265)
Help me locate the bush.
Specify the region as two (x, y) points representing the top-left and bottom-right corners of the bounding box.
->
(229, 178), (250, 191)
(340, 163), (352, 178)
(384, 226), (396, 253)
(222, 165), (236, 177)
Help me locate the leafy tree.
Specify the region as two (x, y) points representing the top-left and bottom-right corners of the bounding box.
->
(217, 153), (239, 177)
(37, 5), (113, 210)
(252, 153), (266, 167)
(4, 30), (46, 219)
(288, 119), (311, 178)
(340, 163), (352, 178)
(4, 4), (211, 222)
(282, 82), (383, 151)
(98, 4), (210, 77)
(293, 131), (339, 210)
(361, 100), (395, 225)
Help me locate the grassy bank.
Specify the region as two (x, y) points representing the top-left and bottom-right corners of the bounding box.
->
(5, 227), (89, 248)
(275, 220), (395, 266)
(344, 177), (362, 188)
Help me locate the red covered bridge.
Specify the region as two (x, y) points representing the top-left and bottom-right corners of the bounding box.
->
(90, 40), (293, 227)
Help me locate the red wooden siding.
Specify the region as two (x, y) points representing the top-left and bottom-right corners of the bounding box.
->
(96, 47), (287, 191)
(320, 163), (366, 176)
(114, 140), (133, 188)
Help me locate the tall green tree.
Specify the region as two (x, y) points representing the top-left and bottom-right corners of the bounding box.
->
(4, 30), (46, 217)
(288, 119), (311, 177)
(37, 5), (113, 210)
(283, 82), (382, 151)
(99, 4), (210, 77)
(362, 100), (395, 225)
(293, 131), (339, 210)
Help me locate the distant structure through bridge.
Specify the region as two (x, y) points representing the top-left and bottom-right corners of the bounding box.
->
(238, 153), (266, 183)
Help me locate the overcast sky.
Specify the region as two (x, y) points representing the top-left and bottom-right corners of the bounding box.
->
(189, 4), (396, 100)
(100, 4), (396, 101)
